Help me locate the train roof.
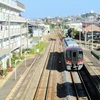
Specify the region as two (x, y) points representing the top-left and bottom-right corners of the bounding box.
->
(64, 37), (73, 41)
(66, 46), (83, 51)
(63, 37), (79, 47)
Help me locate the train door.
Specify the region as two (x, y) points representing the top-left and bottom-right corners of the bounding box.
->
(72, 51), (77, 65)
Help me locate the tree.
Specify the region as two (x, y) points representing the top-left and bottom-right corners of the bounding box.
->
(0, 61), (3, 76)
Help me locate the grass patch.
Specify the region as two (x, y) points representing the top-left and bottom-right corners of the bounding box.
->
(30, 41), (48, 54)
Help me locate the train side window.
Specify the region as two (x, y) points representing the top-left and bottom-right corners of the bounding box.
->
(78, 51), (83, 59)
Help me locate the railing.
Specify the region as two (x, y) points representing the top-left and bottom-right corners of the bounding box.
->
(0, 28), (28, 39)
(16, 1), (25, 9)
(2, 37), (26, 50)
(0, 12), (26, 22)
(0, 0), (17, 7)
(0, 0), (24, 11)
(75, 39), (100, 50)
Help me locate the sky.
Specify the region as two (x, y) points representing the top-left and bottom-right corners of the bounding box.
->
(19, 0), (100, 19)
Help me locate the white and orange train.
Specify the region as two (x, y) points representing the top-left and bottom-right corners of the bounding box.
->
(63, 37), (84, 70)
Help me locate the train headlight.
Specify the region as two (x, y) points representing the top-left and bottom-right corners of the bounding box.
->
(66, 60), (72, 64)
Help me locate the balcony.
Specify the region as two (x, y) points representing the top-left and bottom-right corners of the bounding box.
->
(0, 0), (24, 12)
(2, 36), (26, 51)
(0, 12), (27, 22)
(0, 28), (28, 39)
(16, 1), (25, 9)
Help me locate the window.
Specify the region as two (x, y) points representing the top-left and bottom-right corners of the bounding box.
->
(78, 51), (83, 60)
(66, 51), (71, 60)
(73, 52), (76, 57)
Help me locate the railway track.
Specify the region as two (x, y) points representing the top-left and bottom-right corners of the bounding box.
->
(5, 34), (100, 100)
(6, 38), (59, 100)
(14, 41), (53, 100)
(6, 55), (41, 100)
(33, 41), (55, 100)
(70, 71), (90, 100)
(58, 34), (100, 100)
(80, 67), (100, 100)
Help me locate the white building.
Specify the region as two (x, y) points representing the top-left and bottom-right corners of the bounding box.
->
(66, 22), (82, 31)
(0, 0), (28, 68)
(28, 22), (50, 37)
(28, 23), (43, 37)
(39, 24), (50, 35)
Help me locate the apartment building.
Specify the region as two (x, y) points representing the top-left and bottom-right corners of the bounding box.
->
(0, 0), (28, 68)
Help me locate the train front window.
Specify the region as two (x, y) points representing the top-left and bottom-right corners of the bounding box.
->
(73, 52), (76, 57)
(66, 51), (71, 60)
(78, 51), (83, 60)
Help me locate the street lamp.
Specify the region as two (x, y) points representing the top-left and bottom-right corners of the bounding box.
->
(85, 30), (87, 48)
(14, 59), (21, 80)
(79, 31), (81, 45)
(24, 51), (27, 67)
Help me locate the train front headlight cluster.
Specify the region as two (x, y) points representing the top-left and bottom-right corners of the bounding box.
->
(77, 59), (84, 64)
(66, 60), (72, 65)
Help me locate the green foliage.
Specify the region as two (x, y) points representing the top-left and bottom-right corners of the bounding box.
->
(74, 30), (79, 36)
(3, 69), (8, 77)
(30, 41), (48, 54)
(81, 12), (96, 18)
(44, 22), (55, 30)
(50, 24), (55, 29)
(64, 25), (69, 29)
(22, 48), (31, 54)
(6, 59), (10, 66)
(0, 61), (3, 68)
(11, 51), (24, 67)
(12, 52), (17, 58)
(44, 22), (50, 25)
(29, 27), (33, 33)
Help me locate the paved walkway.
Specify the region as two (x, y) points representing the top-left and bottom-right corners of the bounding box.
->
(80, 44), (100, 65)
(0, 58), (34, 100)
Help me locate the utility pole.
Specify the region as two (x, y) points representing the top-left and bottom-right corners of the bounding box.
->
(8, 14), (11, 67)
(85, 23), (87, 48)
(8, 14), (11, 49)
(26, 19), (28, 48)
(20, 24), (22, 56)
(92, 23), (93, 50)
(79, 31), (81, 45)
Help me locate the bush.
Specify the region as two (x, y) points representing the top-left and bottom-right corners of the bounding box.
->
(3, 69), (8, 77)
(30, 41), (48, 54)
(0, 61), (3, 68)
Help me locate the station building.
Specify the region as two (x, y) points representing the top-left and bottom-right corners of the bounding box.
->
(82, 22), (100, 33)
(82, 22), (100, 41)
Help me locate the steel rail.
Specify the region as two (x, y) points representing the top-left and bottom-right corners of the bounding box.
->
(70, 72), (79, 100)
(33, 41), (54, 100)
(78, 71), (91, 100)
(44, 40), (56, 100)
